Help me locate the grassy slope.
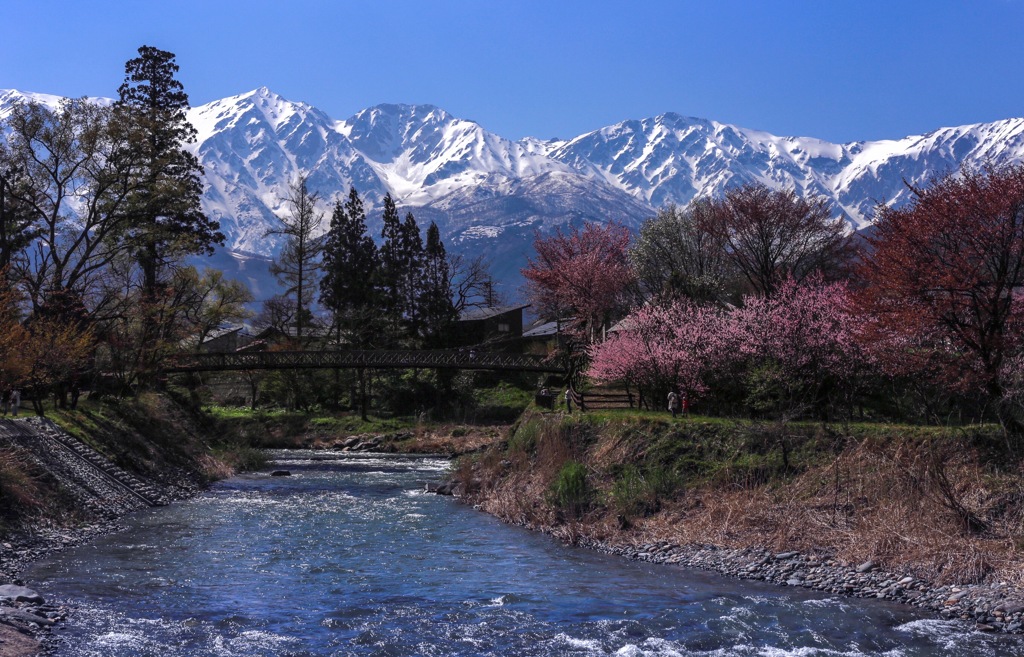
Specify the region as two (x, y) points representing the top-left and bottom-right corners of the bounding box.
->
(204, 404), (509, 455)
(456, 408), (1024, 585)
(0, 392), (265, 535)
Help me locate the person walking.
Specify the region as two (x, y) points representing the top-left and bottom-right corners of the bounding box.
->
(667, 390), (680, 419)
(10, 389), (20, 417)
(564, 388), (572, 414)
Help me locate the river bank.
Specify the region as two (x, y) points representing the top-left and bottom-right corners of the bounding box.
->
(0, 393), (230, 655)
(0, 396), (503, 656)
(450, 409), (1024, 636)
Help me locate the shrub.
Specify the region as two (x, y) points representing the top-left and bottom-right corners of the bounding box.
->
(611, 465), (681, 518)
(550, 460), (591, 518)
(507, 417), (542, 456)
(611, 465), (650, 517)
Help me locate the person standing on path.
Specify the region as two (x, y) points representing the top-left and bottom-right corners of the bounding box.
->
(565, 388), (572, 414)
(10, 389), (20, 417)
(667, 390), (680, 418)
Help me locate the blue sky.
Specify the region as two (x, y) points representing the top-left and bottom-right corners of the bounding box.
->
(3, 1), (1022, 143)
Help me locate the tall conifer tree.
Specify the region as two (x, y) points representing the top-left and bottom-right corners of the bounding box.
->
(116, 45), (223, 299)
(320, 187), (379, 346)
(399, 211), (425, 340)
(421, 221), (456, 346)
(378, 193), (404, 343)
(266, 175), (324, 339)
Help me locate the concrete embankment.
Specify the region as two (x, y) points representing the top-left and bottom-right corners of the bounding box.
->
(0, 395), (226, 655)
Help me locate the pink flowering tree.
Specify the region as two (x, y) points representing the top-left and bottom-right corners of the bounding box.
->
(730, 278), (872, 417)
(588, 300), (732, 405)
(588, 279), (875, 418)
(522, 222), (635, 344)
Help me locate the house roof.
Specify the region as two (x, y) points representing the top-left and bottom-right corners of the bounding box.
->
(201, 326), (244, 344)
(608, 317), (638, 334)
(522, 320), (560, 338)
(458, 304), (530, 322)
(251, 324), (331, 340)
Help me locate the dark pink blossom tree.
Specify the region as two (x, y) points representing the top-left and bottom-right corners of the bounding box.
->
(522, 222), (634, 344)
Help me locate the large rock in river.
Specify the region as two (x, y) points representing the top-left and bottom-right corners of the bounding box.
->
(0, 585), (43, 604)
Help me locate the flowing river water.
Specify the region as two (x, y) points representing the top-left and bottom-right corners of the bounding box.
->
(27, 450), (1024, 656)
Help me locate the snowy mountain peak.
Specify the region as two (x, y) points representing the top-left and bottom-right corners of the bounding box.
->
(0, 89), (112, 118)
(4, 87), (1024, 285)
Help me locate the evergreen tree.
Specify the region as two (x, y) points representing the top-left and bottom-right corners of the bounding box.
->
(399, 211), (425, 340)
(266, 175), (324, 339)
(378, 193), (404, 343)
(0, 163), (37, 275)
(319, 187), (379, 347)
(116, 45), (223, 299)
(421, 221), (456, 346)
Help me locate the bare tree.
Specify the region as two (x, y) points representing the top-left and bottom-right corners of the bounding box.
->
(1, 98), (141, 318)
(709, 183), (855, 297)
(265, 175), (324, 339)
(449, 253), (505, 314)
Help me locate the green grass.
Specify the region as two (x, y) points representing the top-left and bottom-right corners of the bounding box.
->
(507, 407), (1017, 498)
(474, 381), (534, 409)
(206, 404), (417, 428)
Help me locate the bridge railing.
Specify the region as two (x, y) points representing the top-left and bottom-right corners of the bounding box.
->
(163, 349), (564, 374)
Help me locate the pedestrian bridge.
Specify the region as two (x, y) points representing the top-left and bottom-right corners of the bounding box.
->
(163, 349), (564, 374)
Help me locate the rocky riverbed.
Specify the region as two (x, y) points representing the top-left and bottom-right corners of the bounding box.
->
(495, 521), (1024, 637)
(0, 584), (68, 657)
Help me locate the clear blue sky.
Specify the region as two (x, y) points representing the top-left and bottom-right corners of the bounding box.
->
(3, 0), (1023, 143)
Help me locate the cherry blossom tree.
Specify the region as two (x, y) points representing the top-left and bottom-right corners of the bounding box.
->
(731, 279), (871, 416)
(522, 222), (634, 344)
(588, 299), (731, 402)
(588, 279), (872, 417)
(858, 164), (1024, 427)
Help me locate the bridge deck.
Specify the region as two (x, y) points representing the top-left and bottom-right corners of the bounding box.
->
(163, 349), (564, 374)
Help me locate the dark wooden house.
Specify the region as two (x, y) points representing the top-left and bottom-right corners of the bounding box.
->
(455, 304), (529, 347)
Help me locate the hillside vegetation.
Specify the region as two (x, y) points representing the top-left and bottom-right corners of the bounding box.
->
(455, 409), (1024, 585)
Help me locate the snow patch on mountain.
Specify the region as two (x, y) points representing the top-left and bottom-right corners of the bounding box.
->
(4, 87), (1024, 272)
(337, 103), (572, 207)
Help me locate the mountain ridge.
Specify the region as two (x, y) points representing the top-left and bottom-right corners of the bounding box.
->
(4, 87), (1024, 292)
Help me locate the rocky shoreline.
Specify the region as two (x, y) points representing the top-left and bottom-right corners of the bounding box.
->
(462, 504), (1024, 637)
(0, 584), (67, 657)
(590, 540), (1024, 633)
(0, 502), (194, 655)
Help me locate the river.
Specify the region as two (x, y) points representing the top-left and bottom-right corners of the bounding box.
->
(27, 450), (1024, 656)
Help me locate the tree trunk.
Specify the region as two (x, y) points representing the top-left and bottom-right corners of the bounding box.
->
(359, 367), (368, 421)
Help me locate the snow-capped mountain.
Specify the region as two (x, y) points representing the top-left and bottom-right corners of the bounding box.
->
(187, 87), (387, 254)
(4, 87), (1024, 294)
(547, 112), (1024, 229)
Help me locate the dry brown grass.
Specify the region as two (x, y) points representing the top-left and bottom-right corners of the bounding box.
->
(615, 438), (1024, 585)
(398, 425), (505, 455)
(0, 447), (45, 512)
(457, 412), (1024, 586)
